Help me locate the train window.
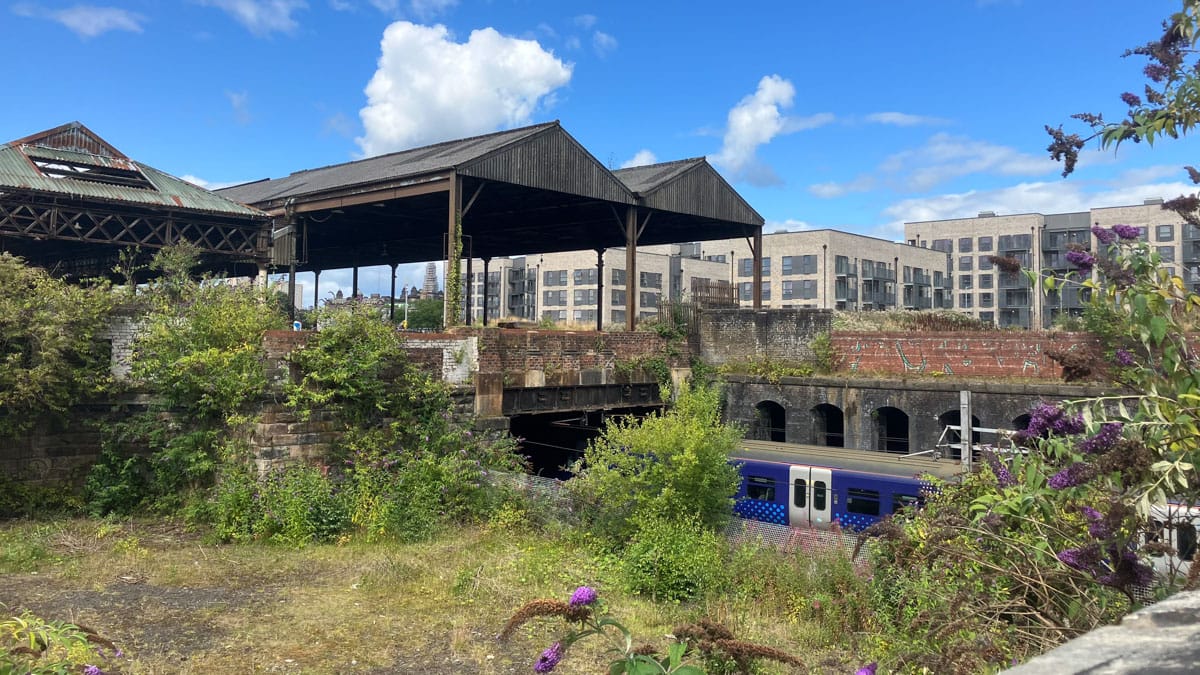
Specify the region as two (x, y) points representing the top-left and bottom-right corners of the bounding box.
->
(1179, 523), (1197, 561)
(893, 494), (920, 514)
(794, 479), (807, 508)
(813, 480), (827, 511)
(847, 488), (880, 516)
(746, 476), (775, 501)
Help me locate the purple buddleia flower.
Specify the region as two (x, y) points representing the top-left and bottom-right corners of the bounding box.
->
(1111, 224), (1141, 241)
(855, 663), (878, 675)
(1120, 92), (1142, 107)
(1114, 349), (1135, 367)
(83, 667), (105, 675)
(1078, 423), (1123, 454)
(1057, 544), (1102, 571)
(1098, 551), (1154, 589)
(534, 642), (564, 673)
(1049, 413), (1085, 436)
(982, 450), (1016, 488)
(1082, 506), (1113, 540)
(1091, 224), (1117, 245)
(1020, 402), (1084, 438)
(568, 586), (597, 607)
(1145, 63), (1170, 82)
(1048, 462), (1094, 489)
(1066, 249), (1096, 273)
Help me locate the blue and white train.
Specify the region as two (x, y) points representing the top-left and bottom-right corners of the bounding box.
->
(730, 440), (962, 532)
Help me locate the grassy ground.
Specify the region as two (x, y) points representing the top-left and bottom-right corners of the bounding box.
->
(0, 518), (860, 674)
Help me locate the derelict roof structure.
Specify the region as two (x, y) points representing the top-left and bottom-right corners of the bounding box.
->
(218, 121), (763, 270)
(0, 122), (270, 279)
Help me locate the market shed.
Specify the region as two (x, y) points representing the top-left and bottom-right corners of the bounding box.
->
(0, 122), (270, 279)
(218, 121), (764, 328)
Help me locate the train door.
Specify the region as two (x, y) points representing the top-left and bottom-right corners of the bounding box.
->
(788, 465), (833, 528)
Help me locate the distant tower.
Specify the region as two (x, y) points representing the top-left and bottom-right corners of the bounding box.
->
(421, 262), (438, 299)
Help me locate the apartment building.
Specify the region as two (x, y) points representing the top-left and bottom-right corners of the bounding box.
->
(696, 230), (952, 312)
(461, 247), (728, 327)
(905, 199), (1194, 328)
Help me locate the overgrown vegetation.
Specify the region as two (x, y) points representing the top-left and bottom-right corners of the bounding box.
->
(832, 309), (996, 333)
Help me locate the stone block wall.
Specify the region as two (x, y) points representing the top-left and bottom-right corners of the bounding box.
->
(696, 308), (833, 365)
(473, 328), (686, 381)
(832, 331), (1099, 379)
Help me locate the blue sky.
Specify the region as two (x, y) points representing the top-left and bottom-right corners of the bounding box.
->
(5, 0), (1199, 302)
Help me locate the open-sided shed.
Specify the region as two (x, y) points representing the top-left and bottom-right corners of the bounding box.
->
(218, 121), (766, 329)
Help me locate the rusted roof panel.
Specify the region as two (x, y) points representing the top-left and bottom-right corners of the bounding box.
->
(0, 142), (265, 218)
(615, 158), (763, 226)
(218, 122), (564, 206)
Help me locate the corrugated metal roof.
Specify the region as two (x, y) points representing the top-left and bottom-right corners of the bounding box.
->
(218, 122), (564, 206)
(0, 123), (266, 219)
(613, 157), (705, 194)
(615, 157), (763, 226)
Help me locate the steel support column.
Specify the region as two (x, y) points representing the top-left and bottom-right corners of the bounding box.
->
(482, 257), (491, 326)
(352, 266), (359, 299)
(752, 225), (763, 309)
(444, 174), (462, 329)
(595, 248), (605, 332)
(389, 263), (398, 321)
(625, 206), (637, 331)
(313, 270), (320, 309)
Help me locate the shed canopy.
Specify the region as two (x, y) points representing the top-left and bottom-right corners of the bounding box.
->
(0, 122), (269, 278)
(217, 121), (763, 272)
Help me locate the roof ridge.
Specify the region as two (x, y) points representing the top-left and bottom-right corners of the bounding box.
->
(287, 120), (560, 177)
(612, 156), (705, 172)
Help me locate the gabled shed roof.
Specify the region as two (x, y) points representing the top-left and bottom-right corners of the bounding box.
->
(614, 157), (763, 226)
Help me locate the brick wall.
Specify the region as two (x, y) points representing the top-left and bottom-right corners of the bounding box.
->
(696, 308), (833, 365)
(474, 328), (686, 377)
(831, 331), (1099, 379)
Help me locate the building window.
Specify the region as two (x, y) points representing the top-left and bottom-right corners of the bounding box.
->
(1157, 224), (1175, 242)
(542, 290), (567, 306)
(739, 282), (753, 301)
(960, 275), (973, 290)
(611, 289), (626, 306)
(979, 274), (993, 289)
(573, 289), (597, 305)
(640, 291), (660, 308)
(541, 309), (566, 321)
(610, 309), (626, 323)
(762, 282), (771, 301)
(978, 255), (993, 271)
(959, 293), (974, 308)
(640, 271), (662, 289)
(762, 257), (771, 275)
(959, 256), (973, 271)
(800, 279), (818, 299)
(573, 268), (597, 285)
(782, 280), (794, 299)
(704, 254), (727, 263)
(978, 236), (993, 252)
(781, 256), (794, 275)
(958, 237), (973, 253)
(573, 309), (596, 322)
(543, 270), (568, 286)
(979, 311), (995, 324)
(980, 292), (994, 308)
(738, 258), (754, 277)
(611, 268), (626, 286)
(931, 239), (952, 253)
(1158, 245), (1177, 263)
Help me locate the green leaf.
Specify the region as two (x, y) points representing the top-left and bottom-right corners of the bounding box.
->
(1151, 316), (1168, 345)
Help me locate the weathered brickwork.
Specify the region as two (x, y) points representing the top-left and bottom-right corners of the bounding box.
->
(696, 308), (833, 365)
(474, 329), (686, 379)
(831, 331), (1099, 379)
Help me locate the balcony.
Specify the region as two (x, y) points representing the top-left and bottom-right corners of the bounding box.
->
(835, 259), (858, 277)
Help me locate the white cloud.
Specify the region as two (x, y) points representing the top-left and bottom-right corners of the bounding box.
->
(711, 75), (832, 187)
(574, 14), (597, 29)
(179, 174), (243, 190)
(357, 22), (572, 156)
(766, 218), (811, 233)
(329, 0), (352, 10)
(809, 174), (875, 198)
(12, 3), (146, 38)
(619, 150), (657, 169)
(880, 132), (1057, 191)
(197, 0), (307, 36)
(864, 112), (947, 127)
(225, 89), (252, 124)
(592, 30), (617, 55)
(409, 0), (456, 18)
(564, 35), (581, 50)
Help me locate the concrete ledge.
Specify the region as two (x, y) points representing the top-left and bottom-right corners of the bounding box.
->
(1004, 590), (1200, 674)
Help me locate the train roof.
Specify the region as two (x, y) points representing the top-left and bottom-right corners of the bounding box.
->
(732, 440), (963, 481)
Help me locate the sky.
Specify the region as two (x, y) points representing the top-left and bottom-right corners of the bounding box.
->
(5, 0), (1200, 304)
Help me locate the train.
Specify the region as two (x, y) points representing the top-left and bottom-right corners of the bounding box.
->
(730, 439), (962, 531)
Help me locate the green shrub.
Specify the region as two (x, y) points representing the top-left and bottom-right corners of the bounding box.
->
(256, 465), (349, 547)
(620, 514), (727, 601)
(569, 382), (742, 544)
(85, 448), (152, 516)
